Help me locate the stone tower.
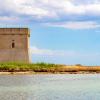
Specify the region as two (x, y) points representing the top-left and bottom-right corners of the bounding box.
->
(0, 28), (30, 63)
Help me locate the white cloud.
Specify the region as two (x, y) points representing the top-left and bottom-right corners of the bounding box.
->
(45, 21), (100, 29)
(85, 4), (100, 16)
(29, 46), (100, 62)
(29, 46), (100, 65)
(1, 0), (57, 18)
(29, 46), (77, 56)
(0, 16), (19, 21)
(1, 0), (100, 17)
(0, 0), (100, 29)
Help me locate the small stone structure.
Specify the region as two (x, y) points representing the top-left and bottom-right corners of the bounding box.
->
(0, 28), (30, 63)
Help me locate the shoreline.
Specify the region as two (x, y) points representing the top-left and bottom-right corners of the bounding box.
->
(0, 71), (100, 75)
(0, 63), (100, 75)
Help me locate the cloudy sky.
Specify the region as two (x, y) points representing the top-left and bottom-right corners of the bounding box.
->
(1, 0), (100, 65)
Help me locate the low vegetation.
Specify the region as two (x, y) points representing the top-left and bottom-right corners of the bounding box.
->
(0, 62), (100, 73)
(0, 62), (62, 72)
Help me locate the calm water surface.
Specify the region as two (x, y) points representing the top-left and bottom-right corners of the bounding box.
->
(0, 74), (100, 100)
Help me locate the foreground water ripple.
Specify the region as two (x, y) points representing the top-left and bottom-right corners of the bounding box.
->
(0, 74), (100, 100)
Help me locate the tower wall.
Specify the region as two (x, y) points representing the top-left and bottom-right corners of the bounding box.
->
(0, 28), (30, 63)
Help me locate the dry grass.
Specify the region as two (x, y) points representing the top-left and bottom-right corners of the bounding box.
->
(0, 62), (100, 73)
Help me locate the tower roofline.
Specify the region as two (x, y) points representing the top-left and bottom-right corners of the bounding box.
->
(0, 28), (30, 37)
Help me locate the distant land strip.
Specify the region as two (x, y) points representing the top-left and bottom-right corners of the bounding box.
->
(0, 62), (100, 74)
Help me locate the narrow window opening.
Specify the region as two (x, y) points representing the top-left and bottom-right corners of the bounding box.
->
(12, 42), (15, 48)
(12, 40), (15, 48)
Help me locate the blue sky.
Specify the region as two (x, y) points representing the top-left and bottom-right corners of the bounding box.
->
(1, 0), (100, 65)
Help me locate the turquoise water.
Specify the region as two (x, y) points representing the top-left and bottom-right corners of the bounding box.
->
(0, 74), (100, 100)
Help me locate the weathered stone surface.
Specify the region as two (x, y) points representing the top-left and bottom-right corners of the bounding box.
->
(0, 28), (30, 63)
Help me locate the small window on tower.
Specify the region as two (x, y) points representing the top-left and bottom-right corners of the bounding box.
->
(12, 40), (15, 48)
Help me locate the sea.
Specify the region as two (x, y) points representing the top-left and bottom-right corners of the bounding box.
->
(0, 74), (100, 100)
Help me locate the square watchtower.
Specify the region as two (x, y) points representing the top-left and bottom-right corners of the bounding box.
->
(0, 28), (30, 63)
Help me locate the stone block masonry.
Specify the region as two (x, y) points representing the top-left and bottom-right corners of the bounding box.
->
(0, 28), (30, 63)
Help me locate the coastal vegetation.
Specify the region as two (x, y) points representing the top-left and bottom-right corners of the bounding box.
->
(0, 62), (100, 74)
(0, 62), (60, 72)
